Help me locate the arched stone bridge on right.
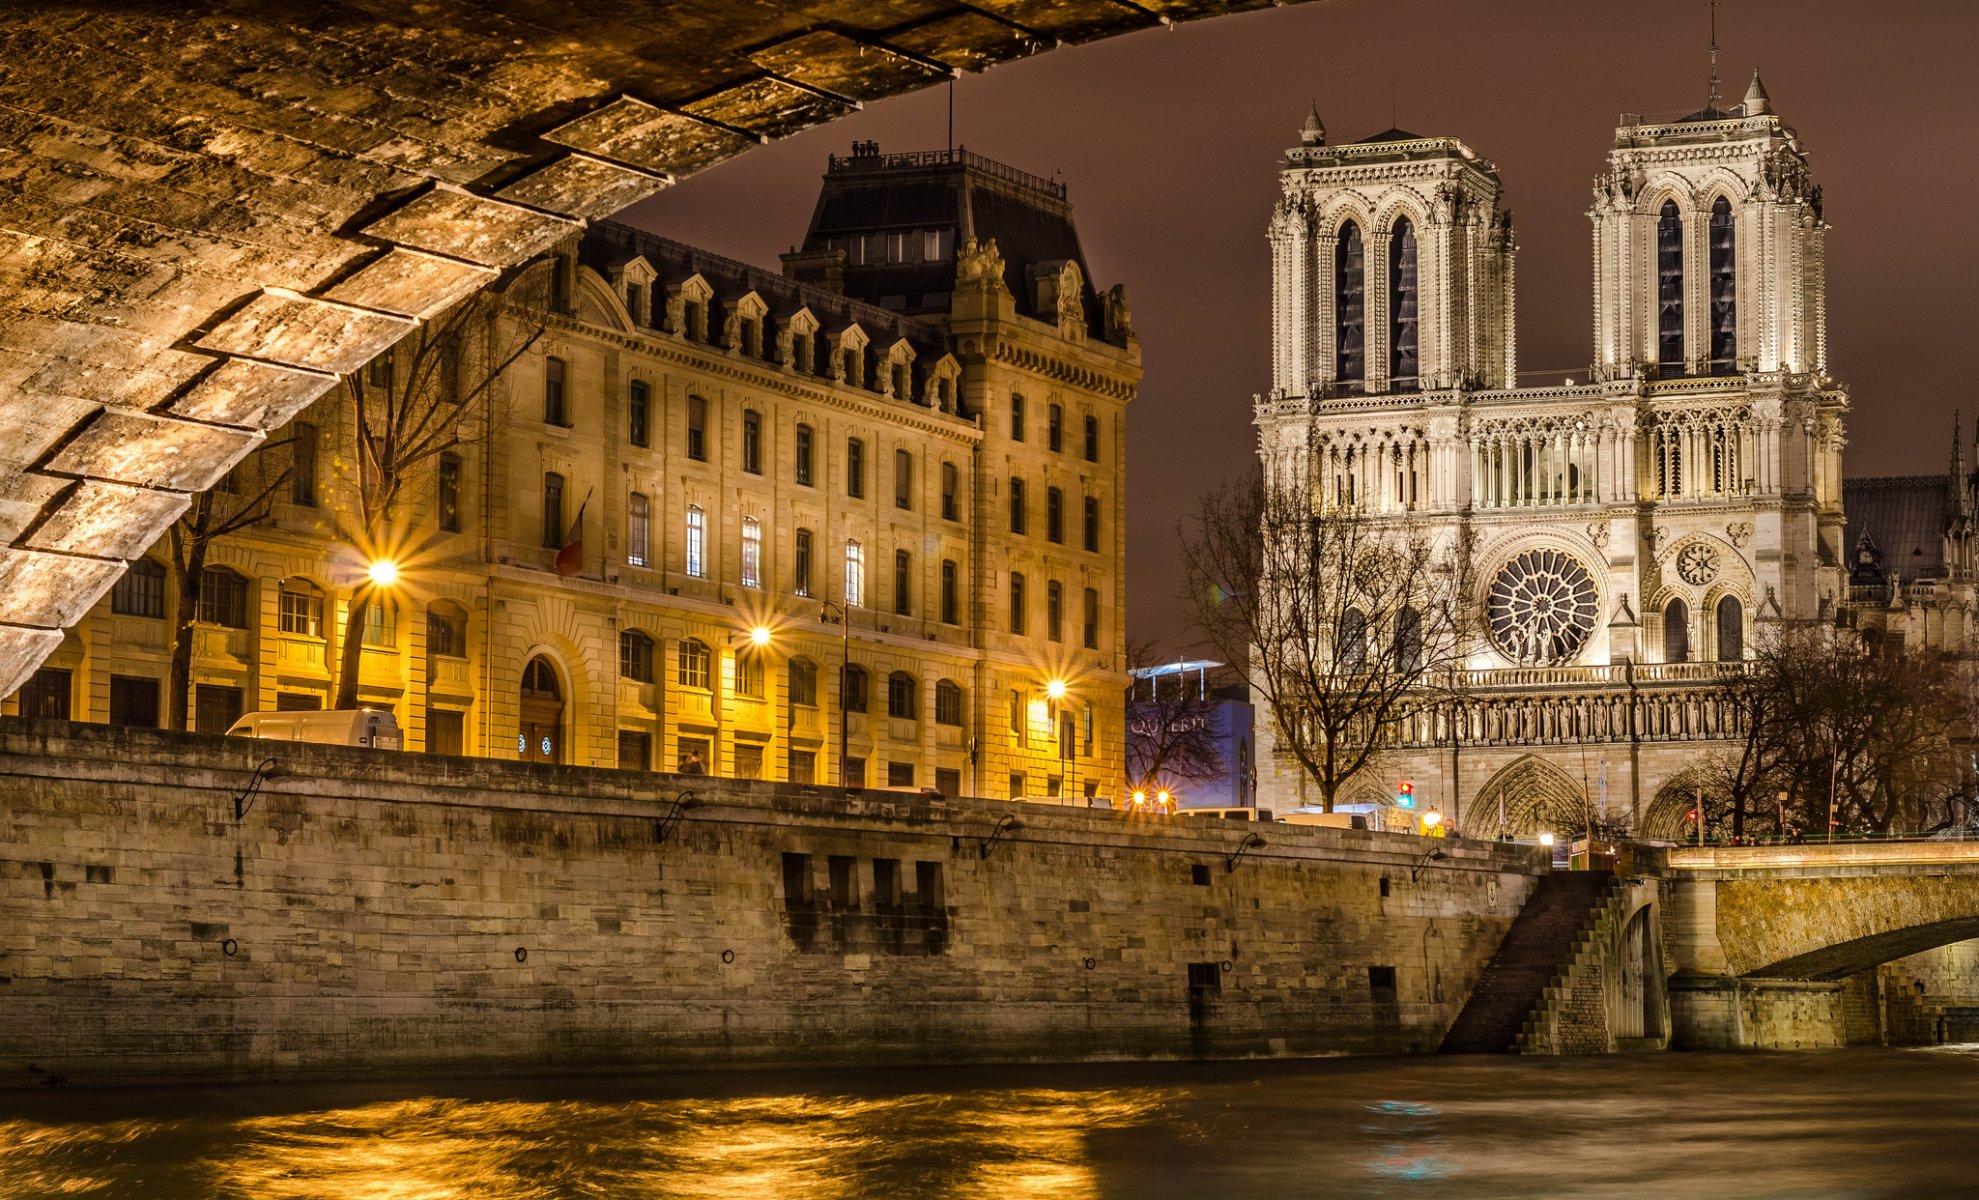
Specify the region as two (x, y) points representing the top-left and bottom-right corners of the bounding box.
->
(1658, 841), (1979, 1049)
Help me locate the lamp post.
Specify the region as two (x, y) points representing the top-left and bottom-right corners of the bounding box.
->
(818, 600), (852, 787)
(1047, 678), (1073, 804)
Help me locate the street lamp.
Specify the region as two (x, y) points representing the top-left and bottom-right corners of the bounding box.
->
(366, 559), (400, 587)
(818, 601), (852, 788)
(1422, 810), (1443, 836)
(1046, 678), (1074, 804)
(748, 624), (771, 648)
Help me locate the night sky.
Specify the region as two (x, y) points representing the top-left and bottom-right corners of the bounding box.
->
(625, 0), (1979, 655)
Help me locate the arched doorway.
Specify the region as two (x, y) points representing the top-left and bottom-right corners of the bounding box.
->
(519, 656), (564, 764)
(1474, 754), (1591, 840)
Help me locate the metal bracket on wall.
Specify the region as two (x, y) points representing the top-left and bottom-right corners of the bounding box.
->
(1226, 832), (1265, 874)
(232, 758), (282, 822)
(654, 790), (700, 844)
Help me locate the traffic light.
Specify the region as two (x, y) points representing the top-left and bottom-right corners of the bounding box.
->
(1398, 780), (1415, 809)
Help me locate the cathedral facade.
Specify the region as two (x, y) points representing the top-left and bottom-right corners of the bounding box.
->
(1254, 76), (1850, 837)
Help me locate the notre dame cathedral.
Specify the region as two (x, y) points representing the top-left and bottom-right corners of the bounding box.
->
(1251, 72), (1963, 837)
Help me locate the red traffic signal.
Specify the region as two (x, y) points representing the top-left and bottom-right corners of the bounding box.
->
(1398, 780), (1415, 809)
(1686, 809), (1699, 822)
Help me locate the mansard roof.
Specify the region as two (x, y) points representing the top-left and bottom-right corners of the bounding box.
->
(1352, 127), (1429, 144)
(578, 220), (948, 363)
(796, 142), (1104, 334)
(1844, 475), (1950, 580)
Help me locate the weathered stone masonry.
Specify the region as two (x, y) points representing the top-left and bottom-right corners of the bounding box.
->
(0, 719), (1542, 1084)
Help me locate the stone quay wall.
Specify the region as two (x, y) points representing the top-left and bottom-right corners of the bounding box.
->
(0, 721), (1546, 1085)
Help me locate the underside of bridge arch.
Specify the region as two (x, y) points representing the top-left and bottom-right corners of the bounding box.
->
(1744, 917), (1979, 982)
(0, 0), (1314, 695)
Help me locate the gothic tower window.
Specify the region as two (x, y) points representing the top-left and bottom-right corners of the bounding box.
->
(1335, 221), (1366, 392)
(1389, 217), (1419, 390)
(1656, 201), (1684, 378)
(1664, 598), (1690, 664)
(1708, 197), (1736, 374)
(1716, 596), (1743, 661)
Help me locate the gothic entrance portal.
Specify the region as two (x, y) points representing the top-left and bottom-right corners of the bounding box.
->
(1474, 755), (1589, 840)
(519, 656), (564, 764)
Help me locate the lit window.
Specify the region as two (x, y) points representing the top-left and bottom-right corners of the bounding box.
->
(111, 558), (165, 619)
(795, 528), (813, 598)
(741, 516), (762, 588)
(278, 580), (324, 637)
(845, 539), (864, 608)
(619, 630), (654, 682)
(677, 638), (711, 690)
(685, 505), (706, 578)
(626, 492), (650, 568)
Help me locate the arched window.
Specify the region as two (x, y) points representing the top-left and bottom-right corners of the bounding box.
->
(111, 557), (166, 618)
(619, 629), (655, 682)
(1394, 605), (1422, 673)
(198, 567), (249, 628)
(794, 423), (814, 486)
(1716, 596), (1743, 661)
(1390, 217), (1419, 389)
(676, 638), (711, 690)
(1708, 196), (1736, 373)
(736, 649), (764, 698)
(887, 671), (918, 719)
(277, 578), (324, 637)
(627, 380), (650, 448)
(1340, 607), (1368, 670)
(1656, 200), (1684, 377)
(426, 603), (467, 658)
(1665, 598), (1691, 664)
(741, 409), (762, 474)
(1335, 220), (1366, 390)
(935, 679), (963, 727)
(788, 659), (819, 707)
(1048, 403), (1063, 452)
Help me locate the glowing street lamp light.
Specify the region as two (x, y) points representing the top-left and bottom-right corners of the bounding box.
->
(749, 624), (771, 648)
(1539, 831), (1556, 848)
(1422, 810), (1443, 831)
(366, 559), (400, 587)
(1046, 679), (1067, 701)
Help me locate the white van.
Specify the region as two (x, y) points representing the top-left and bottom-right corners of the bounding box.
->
(225, 709), (404, 750)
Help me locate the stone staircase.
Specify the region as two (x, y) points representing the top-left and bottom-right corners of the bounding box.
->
(1440, 871), (1623, 1054)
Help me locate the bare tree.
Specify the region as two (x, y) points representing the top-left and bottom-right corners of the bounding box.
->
(329, 285), (544, 708)
(1124, 640), (1229, 798)
(1716, 620), (1975, 837)
(164, 444), (293, 730)
(1179, 467), (1478, 811)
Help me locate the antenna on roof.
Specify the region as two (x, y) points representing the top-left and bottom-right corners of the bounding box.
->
(1706, 0), (1723, 112)
(947, 78), (955, 156)
(1390, 70), (1397, 129)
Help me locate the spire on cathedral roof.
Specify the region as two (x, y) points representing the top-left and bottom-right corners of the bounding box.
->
(1300, 102), (1326, 147)
(1953, 409), (1973, 521)
(1742, 69), (1772, 116)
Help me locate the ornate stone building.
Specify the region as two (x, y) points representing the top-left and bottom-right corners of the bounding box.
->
(6, 144), (1139, 801)
(1254, 77), (1850, 836)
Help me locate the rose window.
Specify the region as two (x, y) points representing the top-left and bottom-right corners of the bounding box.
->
(1487, 549), (1599, 666)
(1676, 541), (1720, 585)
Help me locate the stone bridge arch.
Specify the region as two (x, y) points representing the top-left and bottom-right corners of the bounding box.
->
(0, 1), (1327, 694)
(1663, 844), (1979, 1048)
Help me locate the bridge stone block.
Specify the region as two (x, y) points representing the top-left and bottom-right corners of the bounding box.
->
(969, 0), (1163, 44)
(195, 290), (412, 376)
(322, 248), (497, 320)
(22, 481), (188, 559)
(0, 626), (64, 698)
(359, 185), (578, 267)
(681, 77), (852, 141)
(749, 32), (950, 102)
(165, 359), (336, 431)
(0, 547), (124, 629)
(43, 409), (260, 492)
(884, 12), (1050, 70)
(543, 98), (756, 177)
(495, 155), (670, 222)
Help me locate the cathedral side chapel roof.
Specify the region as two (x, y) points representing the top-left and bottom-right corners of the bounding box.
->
(1844, 475), (1949, 581)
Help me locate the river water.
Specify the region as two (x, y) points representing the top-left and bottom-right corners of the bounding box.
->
(2, 1048), (1975, 1199)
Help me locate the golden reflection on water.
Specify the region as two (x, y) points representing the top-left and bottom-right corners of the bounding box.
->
(0, 1087), (1173, 1200)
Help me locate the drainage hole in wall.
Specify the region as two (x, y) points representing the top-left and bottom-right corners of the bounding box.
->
(1082, 956), (1096, 970)
(514, 947), (528, 963)
(721, 949), (735, 964)
(221, 939), (238, 957)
